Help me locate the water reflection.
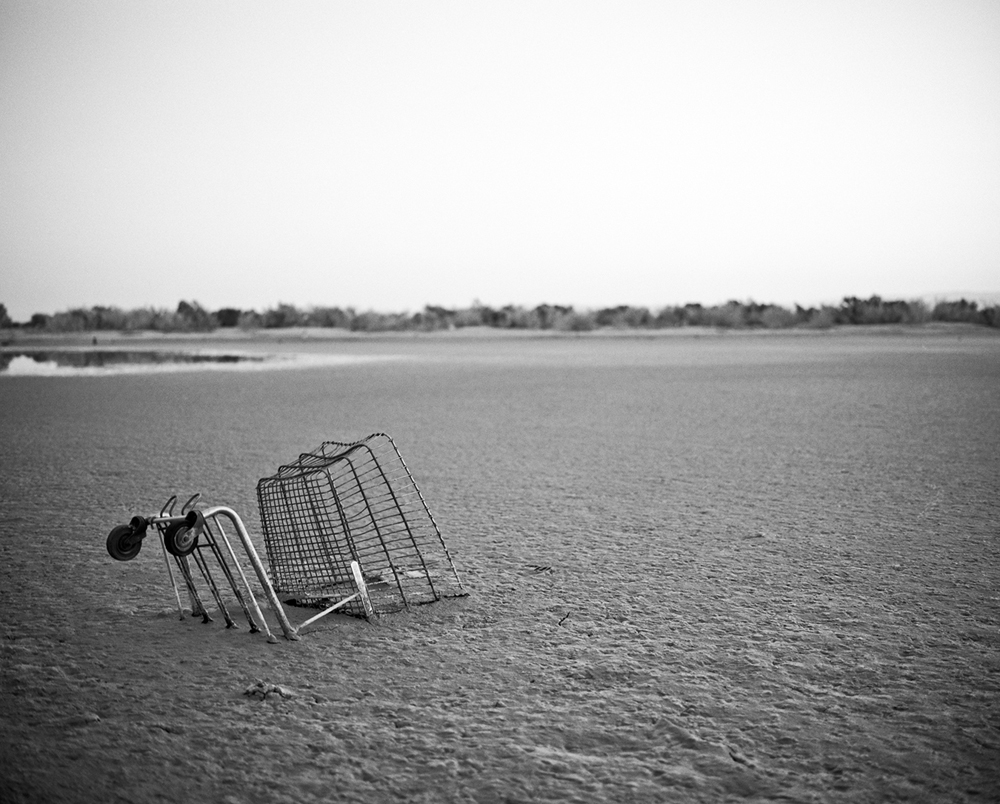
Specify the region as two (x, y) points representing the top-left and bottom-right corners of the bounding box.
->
(0, 350), (266, 376)
(0, 349), (403, 376)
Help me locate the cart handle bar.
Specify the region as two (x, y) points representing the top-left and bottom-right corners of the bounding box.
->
(129, 510), (201, 533)
(126, 506), (298, 642)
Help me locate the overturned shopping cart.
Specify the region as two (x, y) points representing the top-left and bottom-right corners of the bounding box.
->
(105, 434), (466, 641)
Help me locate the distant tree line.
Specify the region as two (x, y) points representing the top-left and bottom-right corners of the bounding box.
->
(2, 296), (998, 334)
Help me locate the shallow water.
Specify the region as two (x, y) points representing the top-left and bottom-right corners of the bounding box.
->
(1, 330), (999, 802)
(0, 348), (403, 376)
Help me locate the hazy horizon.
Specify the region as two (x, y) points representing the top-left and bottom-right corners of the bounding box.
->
(3, 1), (999, 322)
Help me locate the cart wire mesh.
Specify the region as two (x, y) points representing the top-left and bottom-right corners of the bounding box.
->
(256, 433), (465, 616)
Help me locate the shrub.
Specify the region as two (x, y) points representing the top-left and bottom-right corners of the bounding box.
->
(533, 304), (575, 330)
(453, 306), (487, 328)
(933, 299), (981, 324)
(759, 305), (798, 328)
(174, 301), (215, 332)
(652, 307), (683, 327)
(802, 306), (837, 329)
(837, 296), (927, 325)
(350, 310), (410, 332)
(709, 302), (747, 328)
(215, 308), (242, 327)
(303, 306), (351, 328)
(554, 311), (597, 331)
(262, 303), (303, 328)
(238, 310), (263, 329)
(414, 305), (458, 331)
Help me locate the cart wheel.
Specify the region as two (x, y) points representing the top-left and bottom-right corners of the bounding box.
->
(163, 522), (199, 557)
(107, 524), (142, 561)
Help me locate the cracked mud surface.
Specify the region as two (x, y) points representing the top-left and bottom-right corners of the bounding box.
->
(2, 328), (998, 802)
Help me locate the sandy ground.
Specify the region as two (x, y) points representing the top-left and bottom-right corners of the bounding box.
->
(1, 327), (998, 802)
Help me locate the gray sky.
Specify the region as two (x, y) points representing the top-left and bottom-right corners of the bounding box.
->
(2, 0), (998, 320)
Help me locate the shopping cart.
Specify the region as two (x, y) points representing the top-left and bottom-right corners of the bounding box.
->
(104, 433), (465, 642)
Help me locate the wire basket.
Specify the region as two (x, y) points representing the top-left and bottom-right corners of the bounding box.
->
(256, 433), (466, 616)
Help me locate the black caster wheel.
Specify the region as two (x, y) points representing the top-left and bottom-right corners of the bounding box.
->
(107, 524), (143, 561)
(163, 521), (199, 557)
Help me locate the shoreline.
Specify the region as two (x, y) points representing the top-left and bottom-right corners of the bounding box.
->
(2, 321), (996, 350)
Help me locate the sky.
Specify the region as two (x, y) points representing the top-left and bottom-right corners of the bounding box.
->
(1, 0), (999, 321)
